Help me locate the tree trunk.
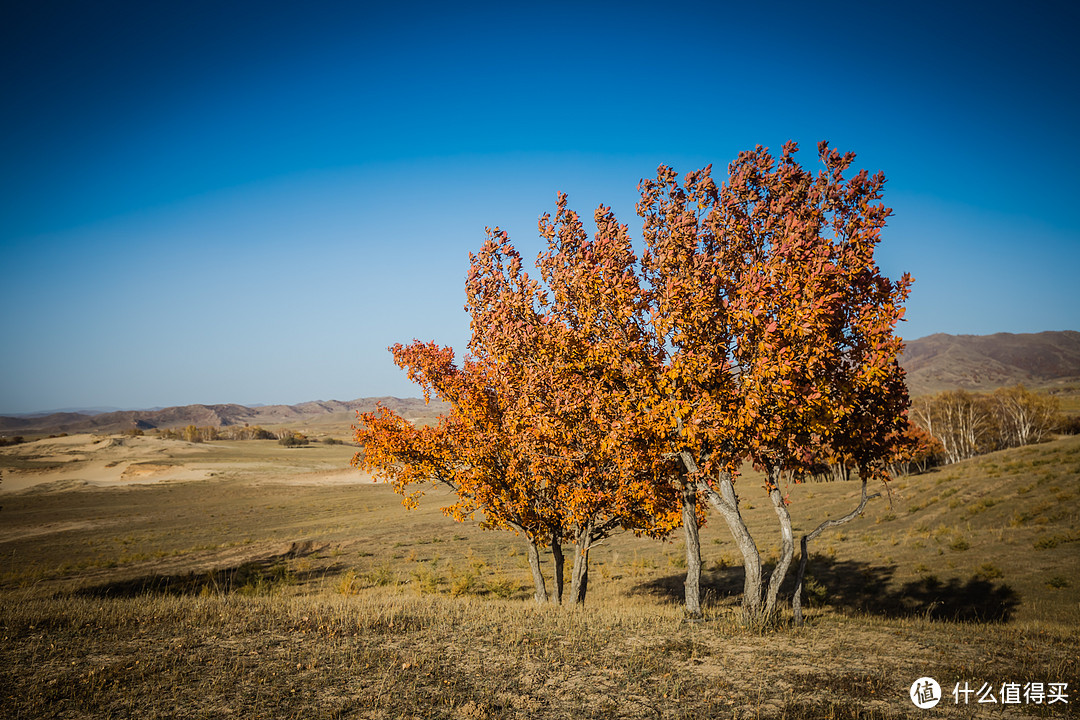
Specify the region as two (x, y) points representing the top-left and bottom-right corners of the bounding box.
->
(569, 519), (594, 605)
(792, 534), (810, 625)
(524, 536), (548, 605)
(793, 477), (880, 626)
(681, 481), (703, 619)
(691, 464), (763, 624)
(550, 533), (565, 605)
(762, 478), (795, 621)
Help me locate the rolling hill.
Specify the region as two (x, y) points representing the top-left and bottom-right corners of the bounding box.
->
(900, 330), (1080, 396)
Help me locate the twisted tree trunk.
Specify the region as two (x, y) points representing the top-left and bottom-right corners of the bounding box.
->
(689, 462), (763, 624)
(762, 472), (795, 621)
(681, 482), (703, 619)
(793, 477), (880, 625)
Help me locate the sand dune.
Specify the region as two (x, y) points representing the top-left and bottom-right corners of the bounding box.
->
(1, 434), (376, 493)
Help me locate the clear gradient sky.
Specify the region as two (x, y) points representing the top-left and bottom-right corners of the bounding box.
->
(2, 0), (1078, 414)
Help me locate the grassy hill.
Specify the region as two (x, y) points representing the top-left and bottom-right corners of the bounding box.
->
(1, 432), (1077, 718)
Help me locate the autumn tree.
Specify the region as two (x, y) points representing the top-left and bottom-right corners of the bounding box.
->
(354, 295), (682, 606)
(182, 424), (202, 443)
(528, 142), (910, 624)
(278, 430), (309, 447)
(353, 342), (564, 604)
(356, 140), (909, 622)
(649, 142), (909, 624)
(463, 231), (683, 604)
(886, 420), (944, 476)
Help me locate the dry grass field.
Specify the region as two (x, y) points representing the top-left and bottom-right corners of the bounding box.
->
(1, 431), (1078, 718)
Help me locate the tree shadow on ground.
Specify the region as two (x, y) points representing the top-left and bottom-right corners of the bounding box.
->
(70, 541), (344, 598)
(635, 556), (1020, 622)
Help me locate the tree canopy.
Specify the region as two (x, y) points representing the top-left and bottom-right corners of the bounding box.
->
(355, 141), (911, 619)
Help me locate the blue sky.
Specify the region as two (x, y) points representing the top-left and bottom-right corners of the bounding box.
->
(2, 0), (1078, 414)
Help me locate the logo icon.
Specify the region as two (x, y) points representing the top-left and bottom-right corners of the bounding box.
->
(910, 677), (941, 708)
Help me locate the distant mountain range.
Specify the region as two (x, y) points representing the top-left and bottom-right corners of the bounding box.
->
(3, 332), (1078, 437)
(0, 397), (448, 437)
(900, 331), (1080, 396)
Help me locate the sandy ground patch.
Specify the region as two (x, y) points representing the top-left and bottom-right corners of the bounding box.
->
(1, 433), (375, 493)
(2, 460), (214, 493)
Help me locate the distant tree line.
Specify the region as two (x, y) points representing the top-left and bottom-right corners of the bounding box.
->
(799, 420), (944, 482)
(1, 433), (69, 445)
(153, 425), (325, 445)
(795, 385), (1071, 481)
(909, 385), (1066, 465)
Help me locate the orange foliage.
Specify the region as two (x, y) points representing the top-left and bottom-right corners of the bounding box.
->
(354, 342), (557, 540)
(354, 141), (910, 616)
